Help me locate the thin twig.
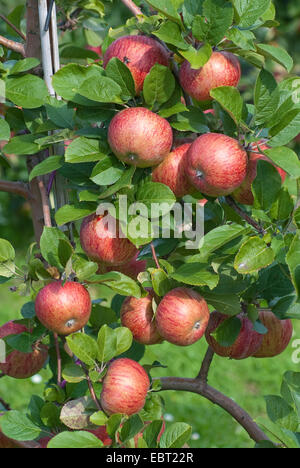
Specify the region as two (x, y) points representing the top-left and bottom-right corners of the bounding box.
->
(0, 14), (26, 41)
(53, 333), (62, 386)
(82, 364), (102, 411)
(37, 177), (52, 227)
(197, 346), (215, 382)
(0, 35), (25, 56)
(120, 0), (143, 16)
(151, 242), (160, 269)
(225, 196), (266, 235)
(0, 180), (31, 199)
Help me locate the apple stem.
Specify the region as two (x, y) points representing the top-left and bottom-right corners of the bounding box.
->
(151, 242), (161, 269)
(225, 196), (267, 235)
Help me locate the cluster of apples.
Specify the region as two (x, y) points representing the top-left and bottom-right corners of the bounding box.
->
(100, 35), (286, 204)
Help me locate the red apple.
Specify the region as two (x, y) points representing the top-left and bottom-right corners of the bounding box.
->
(0, 430), (19, 448)
(179, 51), (241, 102)
(35, 281), (92, 335)
(80, 213), (138, 266)
(97, 252), (146, 280)
(100, 358), (150, 416)
(120, 291), (163, 345)
(253, 310), (293, 358)
(152, 143), (193, 198)
(103, 35), (170, 94)
(108, 107), (173, 168)
(0, 321), (48, 379)
(233, 142), (286, 205)
(205, 312), (263, 360)
(185, 133), (248, 197)
(155, 287), (210, 346)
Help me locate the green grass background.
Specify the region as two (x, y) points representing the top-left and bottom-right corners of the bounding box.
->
(0, 281), (299, 448)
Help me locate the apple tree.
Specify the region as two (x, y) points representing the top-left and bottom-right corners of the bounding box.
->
(0, 0), (300, 449)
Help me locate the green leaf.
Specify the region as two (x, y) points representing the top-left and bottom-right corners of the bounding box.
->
(286, 232), (300, 299)
(62, 364), (86, 383)
(9, 58), (40, 75)
(55, 203), (96, 226)
(0, 119), (10, 140)
(48, 431), (103, 448)
(65, 137), (109, 164)
(182, 0), (204, 27)
(213, 316), (242, 347)
(143, 65), (176, 108)
(98, 166), (135, 199)
(105, 57), (135, 101)
(78, 74), (122, 104)
(90, 411), (108, 426)
(210, 86), (243, 125)
(115, 327), (133, 356)
(254, 69), (279, 126)
(170, 263), (219, 289)
(269, 110), (300, 147)
(232, 0), (271, 28)
(3, 134), (40, 155)
(256, 44), (293, 73)
(264, 395), (299, 432)
(226, 28), (256, 51)
(234, 237), (275, 274)
(159, 422), (192, 448)
(29, 155), (63, 181)
(66, 334), (99, 367)
(46, 99), (75, 129)
(52, 63), (103, 102)
(143, 420), (163, 448)
(97, 324), (117, 362)
(0, 411), (41, 441)
(252, 160), (282, 210)
(263, 147), (300, 178)
(40, 227), (73, 270)
(151, 268), (174, 296)
(136, 182), (176, 217)
(88, 272), (142, 298)
(200, 224), (250, 258)
(153, 21), (189, 49)
(120, 414), (144, 443)
(0, 238), (15, 262)
(6, 75), (48, 109)
(145, 0), (183, 24)
(202, 0), (234, 45)
(90, 156), (124, 186)
(179, 43), (212, 69)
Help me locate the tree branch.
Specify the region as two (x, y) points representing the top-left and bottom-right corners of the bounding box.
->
(0, 14), (26, 41)
(197, 346), (214, 382)
(0, 35), (25, 56)
(156, 377), (269, 444)
(225, 196), (266, 235)
(53, 333), (62, 386)
(0, 180), (31, 200)
(120, 0), (143, 16)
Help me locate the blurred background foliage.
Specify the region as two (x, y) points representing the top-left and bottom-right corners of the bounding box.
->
(0, 0), (299, 448)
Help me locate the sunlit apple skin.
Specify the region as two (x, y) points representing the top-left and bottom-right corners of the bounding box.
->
(103, 35), (170, 94)
(108, 107), (173, 168)
(0, 321), (48, 379)
(233, 143), (286, 205)
(155, 287), (210, 346)
(97, 252), (146, 280)
(186, 133), (248, 197)
(152, 143), (193, 198)
(179, 51), (241, 102)
(100, 358), (150, 416)
(205, 312), (263, 360)
(120, 291), (163, 345)
(253, 310), (293, 358)
(35, 281), (92, 336)
(80, 213), (138, 266)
